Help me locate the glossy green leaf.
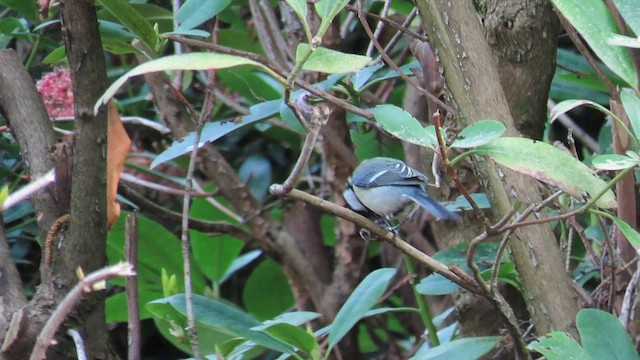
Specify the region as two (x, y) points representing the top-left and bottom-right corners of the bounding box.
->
(97, 0), (158, 52)
(611, 0), (640, 36)
(95, 53), (276, 114)
(552, 0), (637, 89)
(476, 137), (617, 208)
(314, 0), (350, 36)
(149, 294), (296, 355)
(528, 332), (590, 360)
(411, 336), (498, 360)
(621, 90), (640, 141)
(450, 120), (505, 148)
(591, 154), (639, 170)
(99, 3), (174, 34)
(176, 0), (232, 32)
(373, 104), (439, 149)
(285, 0), (310, 38)
(296, 44), (371, 74)
(577, 308), (640, 360)
(328, 268), (396, 350)
(0, 18), (26, 49)
(611, 216), (640, 250)
(150, 99), (281, 168)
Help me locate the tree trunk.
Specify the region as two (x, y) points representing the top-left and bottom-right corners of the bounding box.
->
(416, 0), (579, 337)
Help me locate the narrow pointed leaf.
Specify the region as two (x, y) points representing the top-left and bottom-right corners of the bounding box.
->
(97, 0), (158, 51)
(150, 99), (280, 168)
(552, 0), (637, 88)
(296, 44), (371, 74)
(591, 154), (639, 170)
(328, 268), (396, 350)
(95, 53), (275, 113)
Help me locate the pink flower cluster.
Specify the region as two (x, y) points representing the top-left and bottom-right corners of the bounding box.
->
(36, 67), (75, 118)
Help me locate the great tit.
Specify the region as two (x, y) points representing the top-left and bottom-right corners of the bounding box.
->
(343, 157), (460, 228)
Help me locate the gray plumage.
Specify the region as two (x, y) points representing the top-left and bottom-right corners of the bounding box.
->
(344, 157), (460, 224)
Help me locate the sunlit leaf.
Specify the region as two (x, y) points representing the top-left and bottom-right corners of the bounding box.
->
(476, 137), (616, 208)
(95, 53), (278, 114)
(450, 120), (506, 148)
(552, 0), (638, 89)
(296, 44), (371, 74)
(591, 154), (639, 170)
(373, 104), (439, 149)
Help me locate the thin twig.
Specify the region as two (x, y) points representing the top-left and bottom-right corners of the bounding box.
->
(279, 188), (481, 293)
(356, 2), (456, 116)
(30, 263), (135, 360)
(120, 173), (214, 197)
(548, 99), (601, 154)
(126, 214), (141, 360)
(66, 329), (87, 360)
(620, 261), (640, 328)
(2, 169), (55, 211)
(366, 0), (391, 57)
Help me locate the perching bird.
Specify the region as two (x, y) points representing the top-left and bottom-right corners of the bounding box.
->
(343, 157), (460, 229)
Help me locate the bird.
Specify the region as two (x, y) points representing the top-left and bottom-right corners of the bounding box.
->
(343, 157), (460, 229)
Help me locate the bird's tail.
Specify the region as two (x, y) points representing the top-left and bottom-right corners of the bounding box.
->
(408, 191), (461, 221)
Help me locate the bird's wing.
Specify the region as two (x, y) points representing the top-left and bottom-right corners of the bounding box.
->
(352, 159), (429, 188)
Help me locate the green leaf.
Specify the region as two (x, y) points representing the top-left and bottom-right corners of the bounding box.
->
(528, 331), (591, 360)
(95, 53), (277, 114)
(191, 232), (244, 283)
(285, 0), (310, 38)
(176, 0), (232, 32)
(417, 273), (460, 295)
(252, 323), (318, 355)
(621, 90), (640, 141)
(150, 99), (281, 168)
(450, 120), (506, 148)
(577, 308), (640, 360)
(373, 104), (439, 149)
(149, 294), (296, 355)
(106, 213), (207, 320)
(220, 250), (262, 284)
(243, 259), (294, 320)
(476, 137), (617, 208)
(611, 216), (640, 250)
(411, 336), (498, 360)
(0, 0), (37, 21)
(97, 0), (158, 52)
(551, 0), (638, 89)
(296, 44), (371, 74)
(328, 268), (396, 350)
(611, 0), (640, 36)
(591, 154), (639, 170)
(314, 0), (350, 37)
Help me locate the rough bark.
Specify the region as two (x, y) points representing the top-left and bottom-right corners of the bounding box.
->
(481, 0), (561, 139)
(416, 0), (579, 336)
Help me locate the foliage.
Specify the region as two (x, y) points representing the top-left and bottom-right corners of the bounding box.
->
(2, 0), (640, 358)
